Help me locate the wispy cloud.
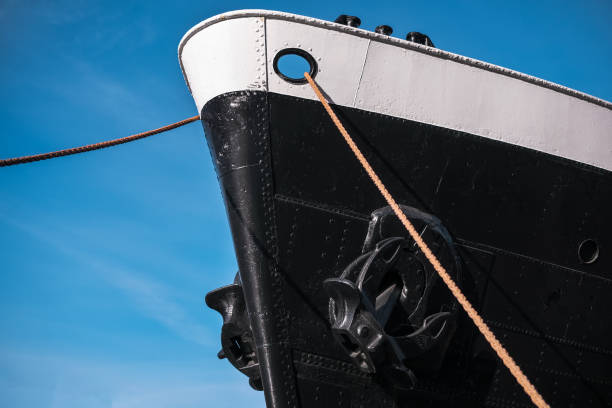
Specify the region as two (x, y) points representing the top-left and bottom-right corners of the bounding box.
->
(0, 348), (263, 408)
(48, 56), (155, 123)
(106, 268), (211, 346)
(0, 212), (212, 347)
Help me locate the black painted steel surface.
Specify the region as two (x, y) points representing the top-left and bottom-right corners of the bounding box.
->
(201, 90), (612, 407)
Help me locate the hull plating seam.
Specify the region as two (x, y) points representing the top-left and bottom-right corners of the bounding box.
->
(201, 90), (612, 407)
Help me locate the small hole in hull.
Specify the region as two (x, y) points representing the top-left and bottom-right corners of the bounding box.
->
(273, 48), (317, 84)
(578, 239), (599, 264)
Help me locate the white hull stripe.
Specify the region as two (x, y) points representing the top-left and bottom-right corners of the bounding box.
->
(179, 10), (612, 172)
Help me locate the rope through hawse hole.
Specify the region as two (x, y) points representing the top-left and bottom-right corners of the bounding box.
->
(304, 71), (549, 408)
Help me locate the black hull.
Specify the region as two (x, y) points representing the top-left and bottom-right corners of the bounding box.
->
(201, 90), (612, 407)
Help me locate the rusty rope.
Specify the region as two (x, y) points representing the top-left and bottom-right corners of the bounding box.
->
(304, 72), (549, 408)
(0, 115), (200, 167)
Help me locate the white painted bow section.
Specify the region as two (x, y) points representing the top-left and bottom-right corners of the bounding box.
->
(266, 18), (368, 106)
(180, 16), (267, 111)
(353, 41), (611, 168)
(179, 10), (612, 172)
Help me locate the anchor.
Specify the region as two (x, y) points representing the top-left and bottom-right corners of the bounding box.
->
(324, 205), (461, 388)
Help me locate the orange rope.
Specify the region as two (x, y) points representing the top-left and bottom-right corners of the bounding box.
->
(0, 115), (200, 167)
(304, 72), (549, 408)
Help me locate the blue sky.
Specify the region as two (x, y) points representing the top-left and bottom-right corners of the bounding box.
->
(0, 1), (610, 407)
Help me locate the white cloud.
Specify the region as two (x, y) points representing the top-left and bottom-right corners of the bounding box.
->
(0, 349), (264, 408)
(104, 266), (212, 346)
(0, 212), (213, 347)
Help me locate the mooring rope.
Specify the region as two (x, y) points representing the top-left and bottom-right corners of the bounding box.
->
(0, 115), (200, 167)
(304, 72), (549, 408)
(1, 76), (549, 406)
